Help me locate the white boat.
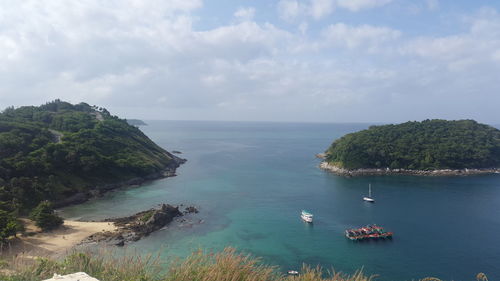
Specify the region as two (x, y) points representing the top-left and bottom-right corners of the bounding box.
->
(363, 184), (375, 202)
(287, 270), (299, 275)
(301, 210), (313, 223)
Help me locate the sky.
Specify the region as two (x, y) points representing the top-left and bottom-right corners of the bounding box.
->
(1, 0), (500, 123)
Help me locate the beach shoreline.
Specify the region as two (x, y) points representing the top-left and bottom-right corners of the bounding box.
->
(0, 220), (117, 261)
(0, 203), (197, 263)
(0, 156), (187, 264)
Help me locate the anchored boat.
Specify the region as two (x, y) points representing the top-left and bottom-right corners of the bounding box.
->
(345, 225), (393, 241)
(363, 183), (375, 202)
(301, 210), (313, 223)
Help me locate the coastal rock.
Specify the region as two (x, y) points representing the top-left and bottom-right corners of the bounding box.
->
(315, 153), (326, 159)
(133, 204), (182, 235)
(319, 161), (500, 177)
(82, 204), (185, 246)
(184, 206), (199, 214)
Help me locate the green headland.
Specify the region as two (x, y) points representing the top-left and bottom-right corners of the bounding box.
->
(0, 100), (184, 239)
(321, 119), (500, 176)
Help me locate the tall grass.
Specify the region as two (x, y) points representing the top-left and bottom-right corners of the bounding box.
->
(164, 248), (278, 281)
(0, 248), (488, 281)
(2, 251), (162, 281)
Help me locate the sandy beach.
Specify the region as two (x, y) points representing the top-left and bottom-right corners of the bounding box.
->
(0, 220), (116, 260)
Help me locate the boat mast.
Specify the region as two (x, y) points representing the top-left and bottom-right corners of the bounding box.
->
(369, 183), (372, 198)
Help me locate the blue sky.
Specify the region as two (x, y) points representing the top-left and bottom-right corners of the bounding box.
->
(1, 0), (500, 123)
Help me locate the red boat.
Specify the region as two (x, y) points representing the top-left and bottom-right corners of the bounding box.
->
(345, 225), (393, 241)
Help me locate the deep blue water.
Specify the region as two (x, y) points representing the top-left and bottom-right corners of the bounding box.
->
(60, 121), (500, 281)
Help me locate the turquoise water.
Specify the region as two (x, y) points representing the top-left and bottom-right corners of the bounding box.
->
(60, 121), (500, 281)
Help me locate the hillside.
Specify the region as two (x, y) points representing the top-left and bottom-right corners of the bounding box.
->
(0, 100), (184, 218)
(324, 119), (500, 172)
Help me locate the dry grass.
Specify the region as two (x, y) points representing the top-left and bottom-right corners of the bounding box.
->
(2, 250), (162, 281)
(164, 248), (278, 281)
(0, 247), (489, 281)
(283, 266), (373, 281)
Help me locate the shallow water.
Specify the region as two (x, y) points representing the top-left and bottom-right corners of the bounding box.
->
(60, 121), (500, 281)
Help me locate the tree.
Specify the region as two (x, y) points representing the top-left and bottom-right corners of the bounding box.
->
(0, 210), (22, 241)
(29, 201), (63, 231)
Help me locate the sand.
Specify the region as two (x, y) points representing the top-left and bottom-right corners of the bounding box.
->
(0, 220), (116, 260)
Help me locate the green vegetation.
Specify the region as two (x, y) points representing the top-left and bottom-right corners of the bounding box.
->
(0, 210), (22, 241)
(325, 120), (500, 170)
(29, 201), (63, 231)
(0, 248), (488, 281)
(127, 119), (148, 126)
(140, 210), (155, 222)
(0, 100), (179, 238)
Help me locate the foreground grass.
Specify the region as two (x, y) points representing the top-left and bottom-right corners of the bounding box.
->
(0, 248), (488, 281)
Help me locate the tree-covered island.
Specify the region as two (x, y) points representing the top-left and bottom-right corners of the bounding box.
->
(126, 119), (147, 126)
(0, 100), (185, 240)
(321, 119), (500, 176)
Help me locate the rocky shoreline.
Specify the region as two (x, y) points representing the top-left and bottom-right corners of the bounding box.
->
(80, 203), (199, 247)
(319, 161), (500, 177)
(53, 154), (186, 208)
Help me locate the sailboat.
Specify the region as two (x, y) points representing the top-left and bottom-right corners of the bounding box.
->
(363, 184), (375, 202)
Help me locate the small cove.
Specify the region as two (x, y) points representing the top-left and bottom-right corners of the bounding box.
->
(60, 121), (500, 281)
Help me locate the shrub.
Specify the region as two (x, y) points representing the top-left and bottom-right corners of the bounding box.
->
(0, 210), (22, 241)
(29, 201), (63, 231)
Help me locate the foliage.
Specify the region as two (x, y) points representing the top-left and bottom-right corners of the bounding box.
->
(29, 201), (63, 231)
(0, 100), (176, 238)
(0, 248), (487, 281)
(325, 120), (500, 170)
(140, 210), (155, 222)
(0, 210), (22, 241)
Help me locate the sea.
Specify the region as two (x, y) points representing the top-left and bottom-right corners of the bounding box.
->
(59, 121), (500, 281)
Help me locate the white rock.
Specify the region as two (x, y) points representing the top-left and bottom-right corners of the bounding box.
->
(42, 272), (99, 281)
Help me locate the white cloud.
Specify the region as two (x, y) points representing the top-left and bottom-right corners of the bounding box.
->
(336, 0), (393, 12)
(278, 0), (335, 21)
(277, 0), (302, 21)
(201, 74), (226, 86)
(322, 23), (401, 50)
(234, 7), (256, 22)
(402, 36), (468, 59)
(1, 1), (500, 123)
(196, 22), (292, 59)
(0, 36), (20, 61)
(309, 0), (335, 19)
(277, 0), (393, 22)
(0, 0), (298, 113)
(401, 9), (500, 67)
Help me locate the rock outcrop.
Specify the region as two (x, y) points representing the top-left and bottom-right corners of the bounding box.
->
(320, 161), (500, 177)
(81, 204), (198, 246)
(43, 272), (99, 281)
